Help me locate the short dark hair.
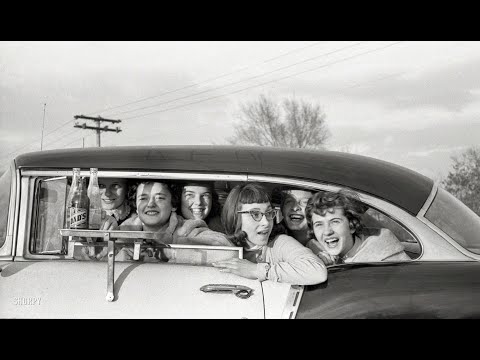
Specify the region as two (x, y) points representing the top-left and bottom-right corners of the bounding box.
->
(305, 189), (368, 239)
(129, 180), (181, 209)
(221, 183), (283, 247)
(178, 181), (220, 219)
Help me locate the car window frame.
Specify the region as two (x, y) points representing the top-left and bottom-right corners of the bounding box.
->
(0, 164), (19, 259)
(417, 181), (480, 261)
(17, 168), (473, 263)
(18, 169), (248, 261)
(247, 174), (423, 262)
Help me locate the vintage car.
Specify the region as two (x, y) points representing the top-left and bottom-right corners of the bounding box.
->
(1, 145), (480, 318)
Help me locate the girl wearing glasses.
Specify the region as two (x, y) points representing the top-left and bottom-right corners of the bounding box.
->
(212, 183), (327, 285)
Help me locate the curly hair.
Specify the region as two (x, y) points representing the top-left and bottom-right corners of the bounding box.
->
(221, 183), (284, 247)
(176, 181), (221, 220)
(128, 180), (181, 210)
(305, 189), (368, 240)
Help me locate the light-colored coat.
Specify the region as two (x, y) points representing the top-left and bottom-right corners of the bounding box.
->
(307, 228), (410, 264)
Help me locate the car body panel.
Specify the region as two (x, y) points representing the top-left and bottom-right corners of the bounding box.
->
(297, 262), (480, 319)
(0, 261), (264, 319)
(15, 146), (433, 216)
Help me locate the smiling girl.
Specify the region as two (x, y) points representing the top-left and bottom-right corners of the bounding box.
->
(305, 189), (410, 265)
(213, 183), (327, 285)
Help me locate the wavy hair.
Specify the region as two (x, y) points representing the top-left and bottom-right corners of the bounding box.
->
(221, 182), (284, 247)
(128, 180), (181, 210)
(305, 189), (368, 240)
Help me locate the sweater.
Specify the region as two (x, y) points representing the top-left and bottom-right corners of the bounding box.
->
(245, 234), (328, 286)
(307, 228), (410, 264)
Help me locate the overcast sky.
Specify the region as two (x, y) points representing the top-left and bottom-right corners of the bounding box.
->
(1, 41), (479, 180)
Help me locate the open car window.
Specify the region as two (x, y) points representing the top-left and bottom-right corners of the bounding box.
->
(30, 176), (68, 255)
(27, 173), (419, 263)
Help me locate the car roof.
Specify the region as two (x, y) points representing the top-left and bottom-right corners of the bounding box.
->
(15, 145), (433, 215)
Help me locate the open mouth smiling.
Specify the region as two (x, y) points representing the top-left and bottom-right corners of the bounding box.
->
(324, 237), (340, 248)
(102, 199), (116, 203)
(190, 208), (205, 216)
(289, 214), (305, 222)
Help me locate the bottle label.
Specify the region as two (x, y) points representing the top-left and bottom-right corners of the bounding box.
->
(69, 207), (88, 229)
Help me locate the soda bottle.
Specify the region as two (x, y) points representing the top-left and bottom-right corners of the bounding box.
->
(87, 168), (103, 230)
(69, 177), (90, 229)
(66, 168), (81, 228)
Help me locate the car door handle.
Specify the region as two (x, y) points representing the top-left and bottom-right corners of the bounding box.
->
(200, 284), (253, 299)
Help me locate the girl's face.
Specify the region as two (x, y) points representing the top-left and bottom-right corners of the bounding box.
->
(311, 207), (355, 257)
(99, 178), (127, 210)
(282, 189), (313, 231)
(181, 185), (212, 220)
(136, 182), (175, 229)
(239, 202), (274, 249)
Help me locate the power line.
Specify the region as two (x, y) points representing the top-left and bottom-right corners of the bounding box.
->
(0, 42), (325, 160)
(0, 42), (402, 164)
(124, 41), (404, 120)
(109, 41), (367, 118)
(86, 41), (326, 116)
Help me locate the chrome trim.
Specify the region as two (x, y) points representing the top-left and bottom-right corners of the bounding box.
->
(416, 185), (480, 261)
(20, 170), (248, 182)
(247, 175), (340, 192)
(12, 169), (21, 258)
(417, 181), (439, 218)
(248, 174), (423, 256)
(281, 285), (304, 319)
(15, 177), (33, 260)
(418, 214), (480, 261)
(0, 163), (17, 258)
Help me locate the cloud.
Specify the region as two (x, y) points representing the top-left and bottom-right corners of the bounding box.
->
(339, 58), (480, 112)
(329, 121), (480, 179)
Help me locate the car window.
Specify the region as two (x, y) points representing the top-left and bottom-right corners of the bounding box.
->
(30, 176), (239, 261)
(267, 183), (418, 262)
(425, 187), (480, 255)
(363, 207), (420, 259)
(30, 177), (68, 254)
(0, 167), (12, 248)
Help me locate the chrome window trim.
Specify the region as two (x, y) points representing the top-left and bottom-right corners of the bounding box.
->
(417, 180), (439, 218)
(248, 174), (421, 242)
(15, 177), (33, 260)
(247, 175), (472, 261)
(417, 206), (480, 261)
(0, 164), (18, 259)
(17, 171), (473, 262)
(18, 171), (248, 261)
(20, 170), (248, 182)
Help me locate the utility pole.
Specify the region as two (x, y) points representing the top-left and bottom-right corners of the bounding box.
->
(73, 115), (122, 147)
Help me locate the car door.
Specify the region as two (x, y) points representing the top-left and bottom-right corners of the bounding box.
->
(296, 262), (480, 318)
(0, 171), (266, 319)
(0, 260), (265, 318)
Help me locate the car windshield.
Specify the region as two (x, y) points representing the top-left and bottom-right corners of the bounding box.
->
(0, 166), (11, 248)
(425, 187), (480, 255)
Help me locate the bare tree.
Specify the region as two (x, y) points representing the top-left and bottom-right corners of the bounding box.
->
(442, 146), (480, 216)
(228, 95), (329, 149)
